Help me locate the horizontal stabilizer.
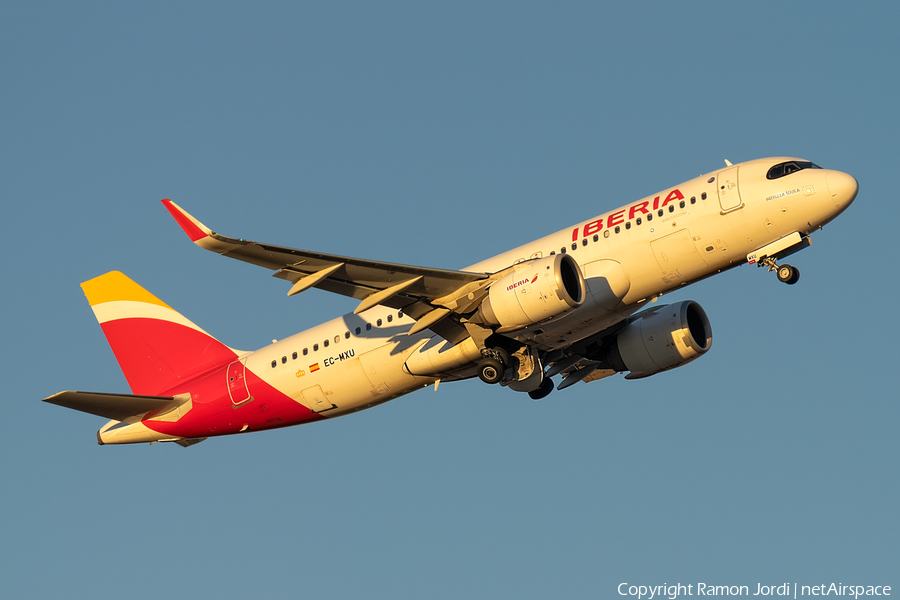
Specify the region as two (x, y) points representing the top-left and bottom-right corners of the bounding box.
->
(43, 391), (176, 421)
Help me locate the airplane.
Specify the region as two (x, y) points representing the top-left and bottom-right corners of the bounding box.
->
(43, 157), (858, 446)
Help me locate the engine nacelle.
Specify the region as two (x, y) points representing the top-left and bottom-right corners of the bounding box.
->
(476, 254), (586, 332)
(609, 300), (712, 379)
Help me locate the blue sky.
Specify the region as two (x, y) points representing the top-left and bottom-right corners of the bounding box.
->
(2, 2), (897, 598)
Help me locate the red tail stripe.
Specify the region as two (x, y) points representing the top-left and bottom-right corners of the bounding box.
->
(101, 318), (237, 396)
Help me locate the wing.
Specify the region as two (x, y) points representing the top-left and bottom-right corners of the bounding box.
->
(162, 200), (494, 344)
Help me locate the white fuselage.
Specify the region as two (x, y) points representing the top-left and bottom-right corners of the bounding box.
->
(243, 157), (856, 419)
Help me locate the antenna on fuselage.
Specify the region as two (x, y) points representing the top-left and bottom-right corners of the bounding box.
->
(724, 159), (733, 166)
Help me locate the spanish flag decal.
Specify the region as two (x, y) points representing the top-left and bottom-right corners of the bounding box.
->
(309, 363), (320, 373)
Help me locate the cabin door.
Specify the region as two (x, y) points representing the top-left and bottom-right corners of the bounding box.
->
(717, 166), (743, 213)
(227, 360), (251, 405)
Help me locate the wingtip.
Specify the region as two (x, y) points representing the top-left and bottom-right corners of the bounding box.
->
(161, 199), (211, 242)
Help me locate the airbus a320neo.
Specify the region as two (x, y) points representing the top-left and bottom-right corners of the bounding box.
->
(44, 157), (858, 446)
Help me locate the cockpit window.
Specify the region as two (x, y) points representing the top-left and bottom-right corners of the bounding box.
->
(766, 161), (822, 180)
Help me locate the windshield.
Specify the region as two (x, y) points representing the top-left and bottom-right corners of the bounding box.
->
(766, 161), (822, 180)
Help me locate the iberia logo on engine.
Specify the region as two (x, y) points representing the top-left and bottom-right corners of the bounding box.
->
(507, 274), (539, 292)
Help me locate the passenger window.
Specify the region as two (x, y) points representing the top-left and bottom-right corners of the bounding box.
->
(669, 205), (675, 213)
(366, 323), (372, 331)
(398, 311), (403, 318)
(571, 242), (577, 250)
(701, 192), (707, 200)
(690, 196), (696, 204)
(345, 331), (351, 339)
(281, 356), (287, 364)
(387, 314), (393, 323)
(313, 343), (319, 351)
(377, 318), (383, 326)
(615, 226), (620, 234)
(582, 238), (588, 246)
(271, 360), (277, 368)
(292, 352), (297, 360)
(679, 200), (685, 208)
(550, 251), (556, 255)
(355, 327), (361, 335)
(647, 213), (653, 221)
(303, 348), (308, 355)
(324, 339), (329, 348)
(636, 217), (642, 225)
(593, 234), (599, 242)
(561, 247), (566, 254)
(603, 230), (610, 238)
(334, 335), (340, 343)
(625, 222), (631, 230)
(658, 209), (664, 217)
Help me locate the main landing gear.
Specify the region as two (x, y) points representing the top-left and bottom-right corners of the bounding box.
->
(477, 345), (555, 399)
(477, 347), (510, 384)
(527, 377), (554, 400)
(760, 257), (800, 285)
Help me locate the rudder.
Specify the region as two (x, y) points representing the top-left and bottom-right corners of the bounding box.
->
(82, 272), (239, 396)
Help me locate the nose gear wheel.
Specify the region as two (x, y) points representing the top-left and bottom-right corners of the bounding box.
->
(760, 257), (800, 285)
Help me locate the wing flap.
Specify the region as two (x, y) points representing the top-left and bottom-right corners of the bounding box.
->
(43, 391), (177, 422)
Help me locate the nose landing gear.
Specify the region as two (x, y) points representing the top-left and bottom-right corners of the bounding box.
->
(761, 257), (800, 285)
(747, 233), (809, 285)
(776, 264), (800, 285)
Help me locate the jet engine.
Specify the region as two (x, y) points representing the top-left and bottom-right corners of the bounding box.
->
(476, 254), (585, 332)
(607, 300), (712, 379)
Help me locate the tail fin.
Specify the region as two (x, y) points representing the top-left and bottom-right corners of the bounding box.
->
(82, 272), (239, 396)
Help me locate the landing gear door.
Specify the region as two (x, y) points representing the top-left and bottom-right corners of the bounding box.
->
(717, 166), (743, 213)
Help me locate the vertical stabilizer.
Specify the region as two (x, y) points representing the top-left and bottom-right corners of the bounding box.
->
(82, 272), (239, 395)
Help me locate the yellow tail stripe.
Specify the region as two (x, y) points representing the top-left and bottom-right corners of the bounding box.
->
(81, 271), (172, 309)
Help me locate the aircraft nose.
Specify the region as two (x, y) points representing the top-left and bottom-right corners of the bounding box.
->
(827, 170), (859, 209)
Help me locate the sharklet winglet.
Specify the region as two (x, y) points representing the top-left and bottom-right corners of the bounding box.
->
(162, 199), (212, 242)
